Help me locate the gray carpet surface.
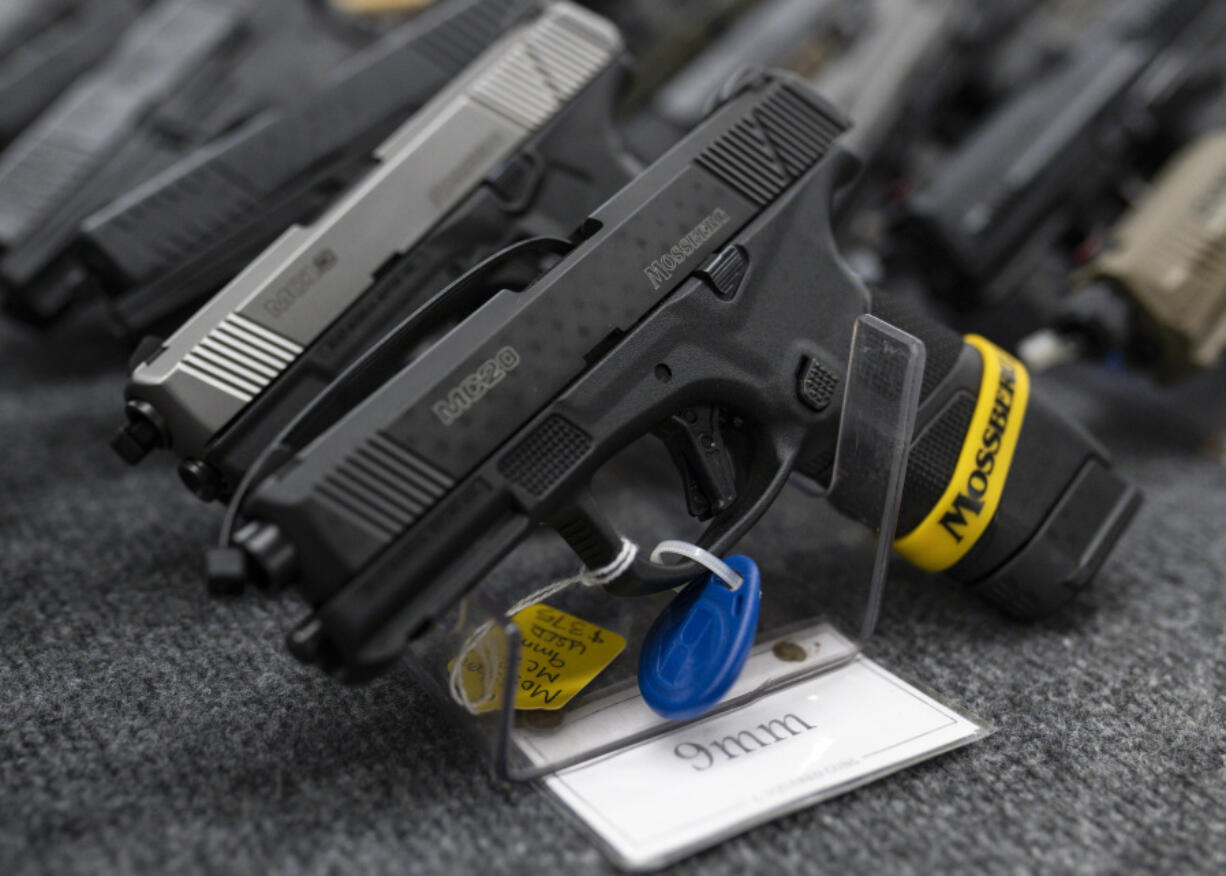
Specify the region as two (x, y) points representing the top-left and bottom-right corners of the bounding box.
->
(2, 315), (1224, 875)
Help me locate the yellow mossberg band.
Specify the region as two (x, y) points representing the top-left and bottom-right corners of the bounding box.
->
(894, 335), (1031, 572)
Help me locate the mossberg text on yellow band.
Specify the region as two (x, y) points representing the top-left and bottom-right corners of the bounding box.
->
(894, 335), (1031, 572)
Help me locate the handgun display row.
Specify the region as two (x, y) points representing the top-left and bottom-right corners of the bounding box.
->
(2, 0), (1224, 681)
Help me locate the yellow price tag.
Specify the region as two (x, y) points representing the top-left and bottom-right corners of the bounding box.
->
(452, 604), (626, 712)
(512, 604), (626, 710)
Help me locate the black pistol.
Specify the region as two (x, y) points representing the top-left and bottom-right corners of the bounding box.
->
(113, 2), (637, 507)
(219, 71), (1141, 680)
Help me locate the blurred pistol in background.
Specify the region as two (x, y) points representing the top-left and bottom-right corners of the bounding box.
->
(624, 0), (864, 158)
(0, 0), (145, 147)
(899, 0), (1226, 315)
(1020, 125), (1226, 380)
(112, 2), (636, 507)
(0, 0), (376, 326)
(625, 0), (1044, 170)
(76, 0), (534, 338)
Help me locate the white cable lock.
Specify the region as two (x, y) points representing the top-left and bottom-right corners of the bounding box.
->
(650, 540), (743, 591)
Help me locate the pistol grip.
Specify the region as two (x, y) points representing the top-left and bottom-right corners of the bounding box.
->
(874, 296), (1141, 617)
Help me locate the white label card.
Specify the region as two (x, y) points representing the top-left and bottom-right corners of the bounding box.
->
(532, 626), (990, 871)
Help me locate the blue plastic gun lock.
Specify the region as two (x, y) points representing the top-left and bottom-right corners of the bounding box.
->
(638, 553), (761, 721)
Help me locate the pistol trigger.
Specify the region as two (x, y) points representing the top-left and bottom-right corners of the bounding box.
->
(656, 407), (738, 522)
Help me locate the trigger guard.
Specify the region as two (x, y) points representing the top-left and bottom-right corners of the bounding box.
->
(602, 427), (804, 597)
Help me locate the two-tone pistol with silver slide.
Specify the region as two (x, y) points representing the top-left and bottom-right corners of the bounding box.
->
(112, 1), (636, 506)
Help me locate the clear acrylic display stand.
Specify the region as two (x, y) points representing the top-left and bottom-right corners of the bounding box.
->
(402, 315), (925, 781)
